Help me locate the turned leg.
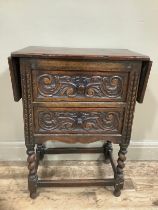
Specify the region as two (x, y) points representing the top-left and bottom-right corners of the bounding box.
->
(36, 144), (45, 161)
(114, 144), (128, 197)
(27, 145), (38, 199)
(103, 141), (112, 164)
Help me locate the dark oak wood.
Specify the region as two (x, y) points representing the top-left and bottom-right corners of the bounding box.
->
(137, 60), (152, 103)
(11, 46), (150, 61)
(34, 107), (124, 134)
(103, 141), (112, 164)
(34, 134), (122, 144)
(26, 145), (38, 199)
(44, 147), (104, 154)
(38, 179), (115, 187)
(32, 70), (129, 102)
(36, 144), (45, 161)
(8, 57), (22, 101)
(8, 46), (152, 198)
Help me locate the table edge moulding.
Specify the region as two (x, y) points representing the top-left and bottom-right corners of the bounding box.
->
(8, 46), (152, 198)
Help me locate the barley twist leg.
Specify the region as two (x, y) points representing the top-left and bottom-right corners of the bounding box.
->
(114, 144), (128, 197)
(27, 146), (38, 199)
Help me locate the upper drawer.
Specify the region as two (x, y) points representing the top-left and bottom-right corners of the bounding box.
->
(32, 70), (129, 102)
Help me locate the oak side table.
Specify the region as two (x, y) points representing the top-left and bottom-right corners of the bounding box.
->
(8, 46), (152, 198)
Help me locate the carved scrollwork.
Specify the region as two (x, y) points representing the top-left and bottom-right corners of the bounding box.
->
(37, 74), (124, 99)
(37, 111), (122, 133)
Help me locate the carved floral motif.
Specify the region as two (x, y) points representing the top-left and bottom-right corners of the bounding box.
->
(37, 111), (122, 133)
(37, 74), (124, 99)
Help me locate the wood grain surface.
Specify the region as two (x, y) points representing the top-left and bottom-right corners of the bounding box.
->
(11, 46), (150, 61)
(0, 161), (158, 210)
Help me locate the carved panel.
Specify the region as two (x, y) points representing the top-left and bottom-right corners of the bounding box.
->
(35, 109), (124, 134)
(32, 71), (128, 101)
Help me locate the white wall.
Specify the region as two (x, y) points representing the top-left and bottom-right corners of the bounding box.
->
(0, 0), (158, 160)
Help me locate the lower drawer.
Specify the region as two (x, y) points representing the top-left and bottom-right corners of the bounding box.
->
(34, 107), (125, 135)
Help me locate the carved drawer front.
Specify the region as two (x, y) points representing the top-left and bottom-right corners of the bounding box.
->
(34, 107), (124, 135)
(32, 70), (129, 102)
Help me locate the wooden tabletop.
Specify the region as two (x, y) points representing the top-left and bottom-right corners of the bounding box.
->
(11, 46), (150, 61)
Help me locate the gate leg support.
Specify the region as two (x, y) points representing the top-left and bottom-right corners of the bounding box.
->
(36, 144), (45, 161)
(103, 141), (112, 164)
